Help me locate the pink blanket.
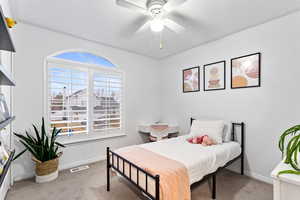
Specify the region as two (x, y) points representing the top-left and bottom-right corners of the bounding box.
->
(118, 147), (191, 200)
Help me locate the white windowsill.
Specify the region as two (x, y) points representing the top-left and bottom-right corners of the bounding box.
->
(58, 133), (127, 145)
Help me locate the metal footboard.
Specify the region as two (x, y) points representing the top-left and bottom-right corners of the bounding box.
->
(106, 147), (160, 200)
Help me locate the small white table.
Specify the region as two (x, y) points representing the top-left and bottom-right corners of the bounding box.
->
(271, 161), (300, 200)
(138, 123), (180, 136)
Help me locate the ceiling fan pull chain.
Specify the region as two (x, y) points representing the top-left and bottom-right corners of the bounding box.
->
(160, 31), (163, 49)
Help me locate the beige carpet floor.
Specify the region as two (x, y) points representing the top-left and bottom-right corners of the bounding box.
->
(7, 161), (273, 200)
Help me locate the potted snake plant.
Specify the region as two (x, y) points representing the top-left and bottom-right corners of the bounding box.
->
(278, 125), (300, 176)
(14, 118), (65, 183)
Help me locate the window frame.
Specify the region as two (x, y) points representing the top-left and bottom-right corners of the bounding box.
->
(44, 54), (126, 144)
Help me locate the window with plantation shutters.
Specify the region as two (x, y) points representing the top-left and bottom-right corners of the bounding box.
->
(45, 51), (124, 139)
(48, 67), (88, 136)
(93, 73), (122, 133)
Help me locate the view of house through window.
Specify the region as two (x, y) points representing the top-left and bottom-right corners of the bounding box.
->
(46, 51), (123, 137)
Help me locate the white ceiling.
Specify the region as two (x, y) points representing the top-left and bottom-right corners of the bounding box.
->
(10, 0), (300, 59)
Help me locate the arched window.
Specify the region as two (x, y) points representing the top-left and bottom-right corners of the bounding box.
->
(45, 51), (123, 140)
(53, 52), (116, 68)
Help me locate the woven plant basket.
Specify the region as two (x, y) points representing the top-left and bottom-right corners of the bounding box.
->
(32, 152), (62, 176)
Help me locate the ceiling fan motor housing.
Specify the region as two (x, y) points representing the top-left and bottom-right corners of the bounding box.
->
(147, 0), (167, 16)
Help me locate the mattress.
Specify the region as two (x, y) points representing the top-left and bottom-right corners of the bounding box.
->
(119, 135), (241, 184)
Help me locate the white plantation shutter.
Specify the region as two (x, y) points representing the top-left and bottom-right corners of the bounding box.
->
(48, 65), (88, 136)
(46, 58), (124, 137)
(93, 72), (122, 134)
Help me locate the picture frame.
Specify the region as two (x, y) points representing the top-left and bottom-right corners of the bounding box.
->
(231, 53), (261, 89)
(203, 61), (226, 91)
(182, 66), (200, 93)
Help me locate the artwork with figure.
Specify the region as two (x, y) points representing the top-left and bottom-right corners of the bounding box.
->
(231, 53), (261, 89)
(183, 67), (200, 92)
(204, 61), (226, 91)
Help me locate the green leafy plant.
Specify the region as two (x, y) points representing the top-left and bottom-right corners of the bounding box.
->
(278, 125), (300, 176)
(14, 118), (65, 162)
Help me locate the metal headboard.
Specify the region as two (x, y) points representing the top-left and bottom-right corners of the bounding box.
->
(190, 118), (245, 174)
(190, 118), (244, 142)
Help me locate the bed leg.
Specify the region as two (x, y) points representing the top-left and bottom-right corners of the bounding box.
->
(212, 174), (216, 200)
(155, 175), (160, 200)
(241, 155), (244, 175)
(107, 147), (111, 192)
(241, 122), (245, 175)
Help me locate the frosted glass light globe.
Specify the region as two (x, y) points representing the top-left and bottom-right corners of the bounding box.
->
(150, 19), (164, 32)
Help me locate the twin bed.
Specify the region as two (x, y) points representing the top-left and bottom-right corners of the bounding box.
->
(106, 119), (245, 200)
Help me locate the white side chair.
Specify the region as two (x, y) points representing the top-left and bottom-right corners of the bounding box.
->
(149, 124), (169, 142)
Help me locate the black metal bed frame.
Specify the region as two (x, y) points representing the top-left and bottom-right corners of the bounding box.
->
(107, 119), (245, 200)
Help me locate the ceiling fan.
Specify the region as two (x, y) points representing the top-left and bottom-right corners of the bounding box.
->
(116, 0), (188, 34)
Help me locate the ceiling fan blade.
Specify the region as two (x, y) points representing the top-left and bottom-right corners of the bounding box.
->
(163, 18), (185, 33)
(164, 0), (188, 12)
(136, 20), (151, 34)
(120, 15), (150, 37)
(116, 0), (148, 14)
(167, 11), (201, 30)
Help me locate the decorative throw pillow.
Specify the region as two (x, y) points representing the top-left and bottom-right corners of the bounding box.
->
(187, 135), (205, 144)
(223, 121), (232, 142)
(186, 135), (217, 146)
(190, 120), (224, 144)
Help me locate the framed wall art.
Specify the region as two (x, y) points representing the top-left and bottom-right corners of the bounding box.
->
(203, 61), (226, 91)
(182, 66), (200, 93)
(231, 53), (261, 89)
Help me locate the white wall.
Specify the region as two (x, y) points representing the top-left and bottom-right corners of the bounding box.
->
(159, 11), (300, 183)
(11, 9), (300, 183)
(11, 23), (161, 180)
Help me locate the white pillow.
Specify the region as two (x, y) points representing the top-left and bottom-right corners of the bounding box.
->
(190, 120), (224, 144)
(223, 121), (232, 142)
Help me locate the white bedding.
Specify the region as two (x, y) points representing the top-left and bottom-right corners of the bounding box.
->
(120, 135), (241, 184)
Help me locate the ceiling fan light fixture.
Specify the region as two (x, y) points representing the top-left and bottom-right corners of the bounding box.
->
(150, 18), (164, 32)
(147, 0), (167, 16)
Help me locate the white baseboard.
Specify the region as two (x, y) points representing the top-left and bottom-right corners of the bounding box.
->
(14, 171), (34, 182)
(245, 170), (273, 184)
(14, 156), (274, 186)
(227, 165), (273, 184)
(59, 155), (106, 171)
(61, 157), (274, 185)
(14, 156), (106, 182)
